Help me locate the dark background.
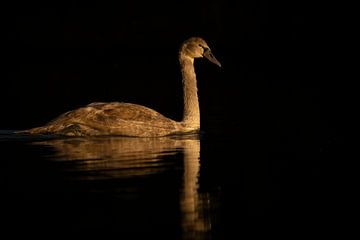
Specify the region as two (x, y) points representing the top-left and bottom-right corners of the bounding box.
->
(3, 0), (342, 132)
(2, 0), (348, 236)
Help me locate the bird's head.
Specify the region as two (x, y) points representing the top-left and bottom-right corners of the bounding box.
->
(180, 37), (221, 67)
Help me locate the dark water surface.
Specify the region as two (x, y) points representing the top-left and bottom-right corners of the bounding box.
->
(2, 0), (348, 237)
(1, 125), (342, 238)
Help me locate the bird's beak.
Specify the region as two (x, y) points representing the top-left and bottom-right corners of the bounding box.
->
(204, 49), (221, 67)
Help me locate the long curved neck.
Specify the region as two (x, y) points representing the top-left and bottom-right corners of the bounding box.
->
(179, 53), (200, 129)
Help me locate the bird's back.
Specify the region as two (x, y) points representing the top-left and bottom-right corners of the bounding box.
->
(24, 102), (180, 137)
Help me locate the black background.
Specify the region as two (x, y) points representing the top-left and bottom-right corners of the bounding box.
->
(2, 0), (348, 237)
(3, 0), (342, 132)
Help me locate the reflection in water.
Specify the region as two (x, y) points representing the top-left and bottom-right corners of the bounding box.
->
(33, 135), (210, 239)
(181, 140), (211, 240)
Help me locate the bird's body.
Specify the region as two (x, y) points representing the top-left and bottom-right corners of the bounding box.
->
(28, 102), (186, 137)
(20, 37), (221, 137)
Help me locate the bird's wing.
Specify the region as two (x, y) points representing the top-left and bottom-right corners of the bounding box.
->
(47, 102), (175, 127)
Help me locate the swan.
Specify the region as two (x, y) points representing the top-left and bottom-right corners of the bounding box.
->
(20, 37), (221, 137)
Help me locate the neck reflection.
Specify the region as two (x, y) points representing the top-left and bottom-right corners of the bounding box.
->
(180, 139), (210, 239)
(34, 135), (210, 238)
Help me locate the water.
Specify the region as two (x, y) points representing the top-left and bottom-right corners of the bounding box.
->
(0, 128), (340, 238)
(2, 1), (346, 237)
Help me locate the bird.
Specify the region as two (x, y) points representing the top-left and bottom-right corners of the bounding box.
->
(19, 37), (221, 137)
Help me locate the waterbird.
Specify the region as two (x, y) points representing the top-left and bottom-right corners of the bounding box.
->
(20, 37), (221, 137)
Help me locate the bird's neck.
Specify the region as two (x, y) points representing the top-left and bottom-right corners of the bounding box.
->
(179, 54), (200, 129)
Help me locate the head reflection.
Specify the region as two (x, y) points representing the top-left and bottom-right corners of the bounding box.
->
(34, 135), (210, 238)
